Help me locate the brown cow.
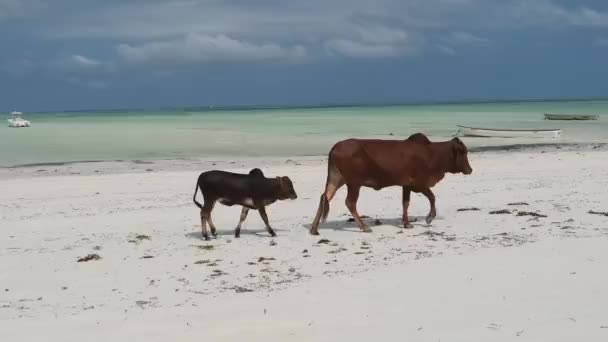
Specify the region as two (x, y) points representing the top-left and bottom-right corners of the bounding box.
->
(309, 133), (473, 235)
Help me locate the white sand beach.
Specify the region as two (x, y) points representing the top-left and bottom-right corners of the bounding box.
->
(1, 148), (608, 341)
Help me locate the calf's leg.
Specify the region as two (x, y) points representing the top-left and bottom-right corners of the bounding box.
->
(421, 188), (436, 224)
(258, 206), (277, 237)
(206, 202), (218, 237)
(235, 207), (249, 238)
(402, 187), (413, 228)
(199, 210), (208, 240)
(345, 185), (370, 233)
(200, 201), (215, 240)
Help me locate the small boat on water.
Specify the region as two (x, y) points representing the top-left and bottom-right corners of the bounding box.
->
(454, 125), (561, 139)
(544, 113), (599, 121)
(7, 111), (31, 128)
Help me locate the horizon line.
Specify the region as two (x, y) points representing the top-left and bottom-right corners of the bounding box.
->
(16, 95), (608, 114)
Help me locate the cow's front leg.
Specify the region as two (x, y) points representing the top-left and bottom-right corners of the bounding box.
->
(420, 188), (436, 224)
(234, 207), (249, 238)
(258, 206), (277, 237)
(345, 185), (371, 233)
(402, 187), (413, 228)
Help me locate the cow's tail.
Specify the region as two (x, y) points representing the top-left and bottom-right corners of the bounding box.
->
(319, 192), (330, 223)
(310, 186), (330, 236)
(311, 145), (344, 235)
(316, 158), (336, 224)
(193, 178), (203, 209)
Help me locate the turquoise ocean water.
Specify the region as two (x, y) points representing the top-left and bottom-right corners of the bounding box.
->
(1, 100), (608, 167)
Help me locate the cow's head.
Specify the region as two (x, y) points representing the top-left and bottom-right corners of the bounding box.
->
(277, 176), (298, 200)
(450, 137), (473, 175)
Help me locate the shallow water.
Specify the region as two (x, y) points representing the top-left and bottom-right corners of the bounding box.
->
(1, 100), (607, 166)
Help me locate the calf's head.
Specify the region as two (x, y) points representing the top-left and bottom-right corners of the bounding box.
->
(276, 176), (298, 200)
(450, 137), (473, 175)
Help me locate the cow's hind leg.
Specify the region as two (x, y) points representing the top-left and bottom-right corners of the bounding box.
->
(234, 207), (249, 238)
(258, 206), (277, 237)
(310, 166), (344, 235)
(421, 188), (436, 224)
(345, 185), (370, 233)
(402, 187), (413, 228)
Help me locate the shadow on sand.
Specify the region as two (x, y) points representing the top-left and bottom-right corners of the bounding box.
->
(186, 227), (285, 240)
(301, 215), (440, 233)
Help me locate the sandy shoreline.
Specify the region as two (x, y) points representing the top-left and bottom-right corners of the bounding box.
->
(1, 141), (607, 180)
(1, 148), (608, 340)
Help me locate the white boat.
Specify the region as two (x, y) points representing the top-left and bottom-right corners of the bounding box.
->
(544, 113), (599, 121)
(7, 111), (31, 128)
(454, 125), (561, 139)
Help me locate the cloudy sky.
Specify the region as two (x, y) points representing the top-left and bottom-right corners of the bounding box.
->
(1, 0), (608, 110)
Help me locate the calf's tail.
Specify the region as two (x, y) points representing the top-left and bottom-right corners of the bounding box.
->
(193, 180), (203, 209)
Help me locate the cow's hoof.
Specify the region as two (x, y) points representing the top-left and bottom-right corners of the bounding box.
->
(310, 229), (320, 236)
(202, 235), (210, 241)
(403, 223), (413, 229)
(361, 226), (372, 233)
(425, 215), (435, 225)
(269, 232), (277, 237)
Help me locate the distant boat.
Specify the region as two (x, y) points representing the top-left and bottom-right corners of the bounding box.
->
(454, 125), (561, 139)
(7, 111), (31, 128)
(544, 113), (599, 121)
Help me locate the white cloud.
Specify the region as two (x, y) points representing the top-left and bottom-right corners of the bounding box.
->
(325, 27), (420, 58)
(70, 55), (102, 68)
(0, 0), (43, 21)
(436, 44), (456, 56)
(6, 0), (608, 70)
(594, 37), (608, 47)
(567, 7), (608, 27)
(496, 1), (608, 29)
(56, 55), (103, 70)
(116, 33), (307, 65)
(441, 32), (490, 46)
(44, 1), (342, 41)
(436, 31), (489, 55)
(48, 54), (114, 76)
(42, 1), (608, 41)
(66, 77), (108, 89)
(0, 58), (37, 76)
(0, 54), (113, 88)
(325, 39), (406, 58)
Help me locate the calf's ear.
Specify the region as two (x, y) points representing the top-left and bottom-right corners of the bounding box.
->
(279, 176), (293, 192)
